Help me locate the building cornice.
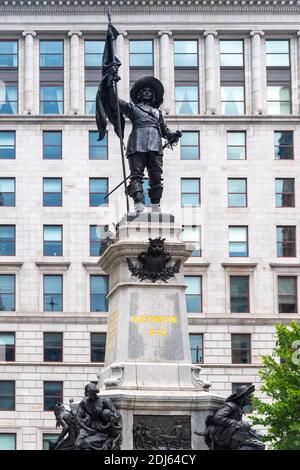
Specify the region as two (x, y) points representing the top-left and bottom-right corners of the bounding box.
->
(1, 0), (300, 15)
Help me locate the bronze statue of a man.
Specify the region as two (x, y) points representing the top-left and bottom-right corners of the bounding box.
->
(96, 23), (181, 213)
(197, 384), (265, 450)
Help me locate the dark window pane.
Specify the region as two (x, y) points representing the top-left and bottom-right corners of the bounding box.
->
(90, 276), (108, 312)
(43, 434), (60, 450)
(91, 333), (106, 362)
(231, 335), (251, 364)
(44, 381), (63, 411)
(0, 381), (15, 410)
(0, 333), (15, 361)
(44, 333), (63, 362)
(230, 276), (249, 313)
(274, 131), (293, 160)
(277, 226), (296, 257)
(0, 225), (15, 256)
(0, 275), (15, 311)
(44, 275), (62, 312)
(278, 276), (297, 313)
(0, 178), (15, 206)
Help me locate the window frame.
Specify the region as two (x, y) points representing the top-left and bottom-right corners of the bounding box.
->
(90, 332), (106, 363)
(277, 275), (298, 314)
(0, 40), (18, 68)
(89, 178), (109, 207)
(0, 332), (15, 362)
(181, 178), (201, 207)
(43, 381), (63, 412)
(129, 39), (154, 69)
(0, 274), (16, 312)
(39, 39), (64, 69)
(42, 130), (62, 160)
(43, 225), (63, 257)
(43, 274), (63, 312)
(274, 130), (294, 160)
(89, 130), (108, 160)
(227, 130), (246, 160)
(0, 177), (16, 207)
(90, 274), (108, 313)
(275, 178), (295, 208)
(185, 275), (202, 314)
(0, 224), (16, 256)
(0, 380), (15, 411)
(43, 177), (62, 207)
(229, 275), (250, 314)
(43, 332), (63, 363)
(0, 130), (16, 160)
(276, 225), (296, 257)
(228, 225), (248, 257)
(0, 433), (16, 450)
(189, 333), (204, 364)
(231, 333), (251, 364)
(180, 131), (200, 160)
(228, 178), (247, 207)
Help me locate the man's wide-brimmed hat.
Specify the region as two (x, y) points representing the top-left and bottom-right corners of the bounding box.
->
(225, 384), (255, 402)
(130, 76), (164, 107)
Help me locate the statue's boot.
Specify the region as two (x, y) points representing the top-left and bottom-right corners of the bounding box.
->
(151, 204), (161, 213)
(134, 202), (145, 213)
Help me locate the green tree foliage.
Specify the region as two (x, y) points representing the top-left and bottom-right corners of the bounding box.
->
(251, 322), (300, 449)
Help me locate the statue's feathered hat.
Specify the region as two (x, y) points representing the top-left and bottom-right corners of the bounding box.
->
(130, 76), (164, 108)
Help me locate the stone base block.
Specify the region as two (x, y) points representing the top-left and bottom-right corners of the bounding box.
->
(97, 388), (224, 450)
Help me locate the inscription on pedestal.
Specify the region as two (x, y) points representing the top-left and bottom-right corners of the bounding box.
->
(133, 415), (191, 450)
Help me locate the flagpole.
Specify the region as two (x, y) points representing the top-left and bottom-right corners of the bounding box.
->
(107, 10), (130, 213)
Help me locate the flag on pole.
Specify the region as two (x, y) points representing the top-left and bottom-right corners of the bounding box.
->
(95, 23), (125, 141)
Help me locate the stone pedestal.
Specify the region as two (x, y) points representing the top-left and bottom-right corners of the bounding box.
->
(98, 213), (224, 449)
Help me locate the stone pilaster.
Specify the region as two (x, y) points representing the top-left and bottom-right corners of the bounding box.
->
(250, 30), (264, 115)
(297, 31), (300, 114)
(158, 30), (172, 114)
(22, 31), (36, 115)
(68, 31), (82, 114)
(203, 31), (218, 115)
(116, 31), (128, 99)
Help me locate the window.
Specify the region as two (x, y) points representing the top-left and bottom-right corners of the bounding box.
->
(189, 334), (203, 364)
(43, 131), (62, 160)
(43, 178), (62, 207)
(220, 40), (244, 67)
(43, 225), (63, 256)
(43, 275), (63, 312)
(89, 131), (107, 160)
(174, 40), (198, 115)
(0, 333), (15, 361)
(0, 41), (18, 114)
(40, 41), (64, 115)
(181, 225), (201, 257)
(40, 86), (63, 114)
(275, 179), (295, 207)
(174, 40), (198, 67)
(0, 225), (15, 256)
(180, 132), (199, 160)
(266, 40), (291, 115)
(89, 178), (108, 206)
(229, 226), (248, 257)
(220, 41), (244, 116)
(130, 40), (153, 67)
(277, 226), (296, 257)
(185, 276), (202, 313)
(90, 225), (110, 257)
(0, 275), (15, 311)
(0, 178), (15, 206)
(267, 86), (291, 115)
(0, 41), (18, 67)
(0, 381), (15, 410)
(274, 131), (293, 160)
(0, 131), (15, 159)
(130, 40), (154, 86)
(231, 334), (251, 364)
(85, 86), (97, 115)
(91, 333), (106, 362)
(0, 434), (16, 450)
(84, 40), (104, 67)
(90, 275), (108, 312)
(44, 332), (63, 362)
(266, 40), (290, 67)
(181, 178), (200, 206)
(227, 131), (246, 160)
(142, 178), (151, 206)
(40, 41), (63, 68)
(175, 85), (198, 115)
(228, 179), (247, 207)
(232, 382), (251, 394)
(221, 86), (244, 115)
(44, 381), (63, 411)
(278, 276), (297, 313)
(85, 40), (104, 114)
(230, 276), (249, 313)
(43, 434), (60, 450)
